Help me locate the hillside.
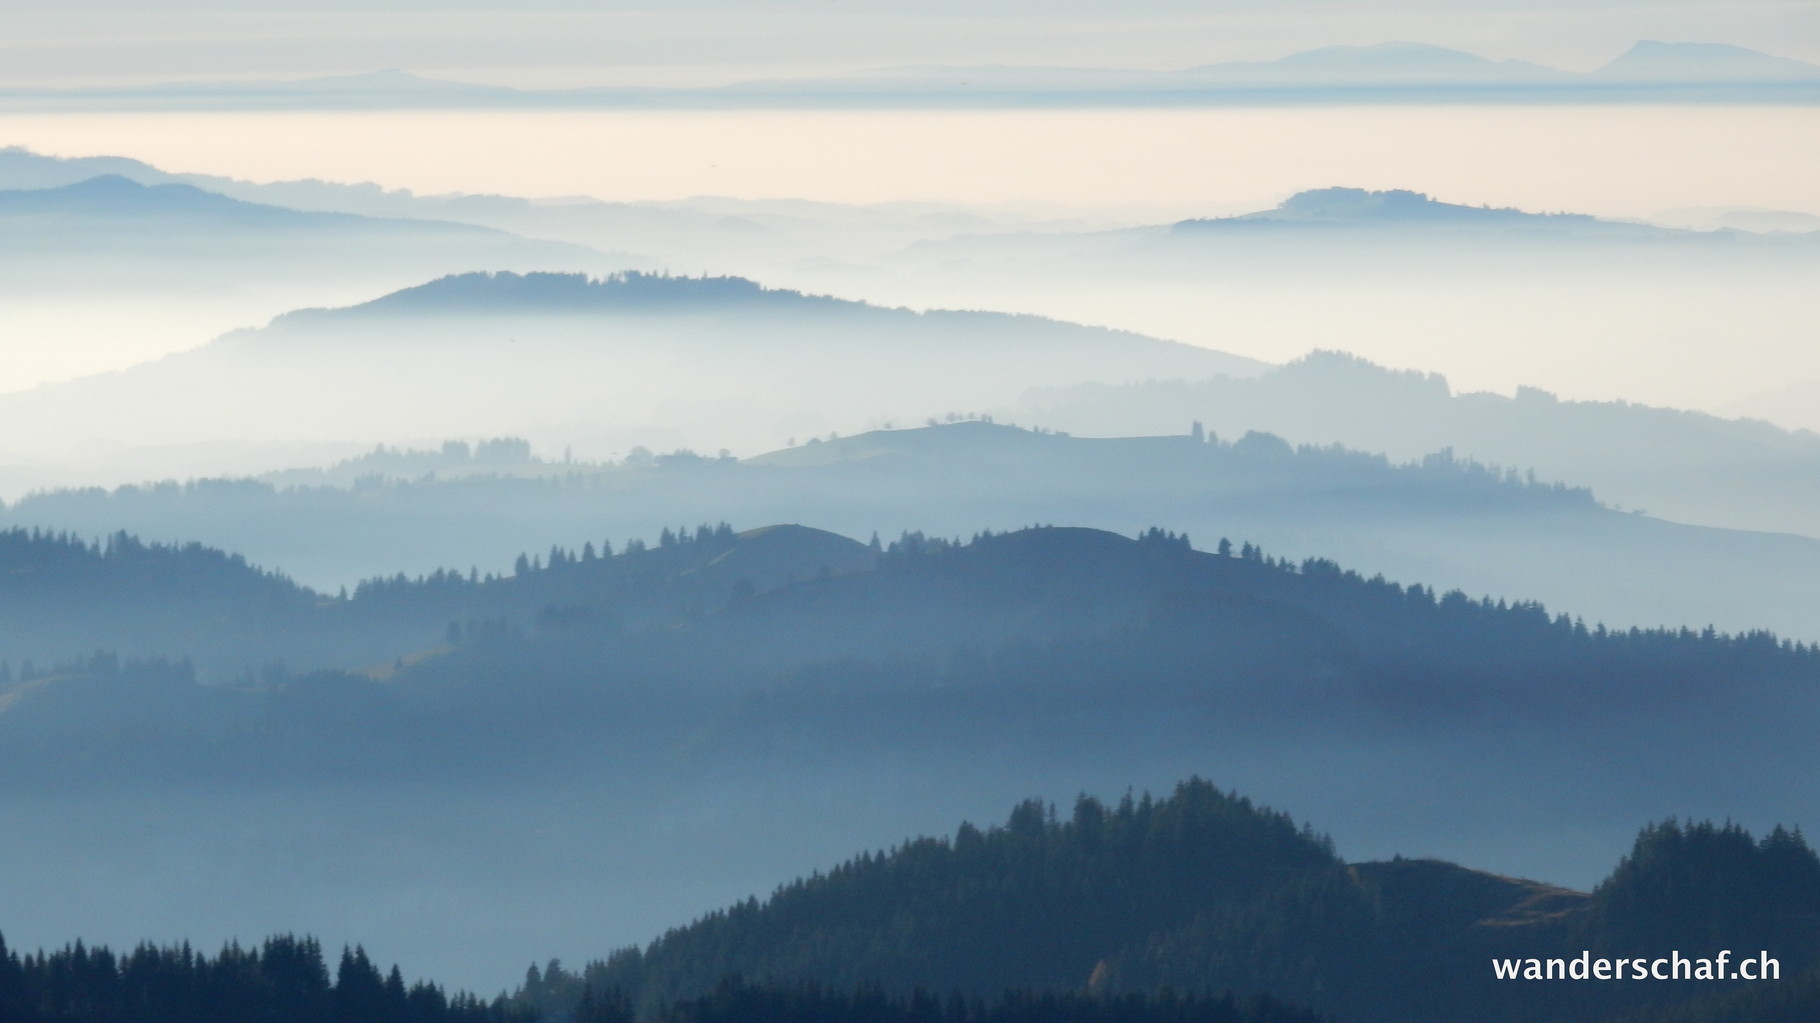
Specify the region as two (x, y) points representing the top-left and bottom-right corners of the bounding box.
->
(0, 271), (1262, 472)
(8, 41), (1816, 109)
(5, 522), (1819, 991)
(547, 781), (1820, 1023)
(10, 420), (1814, 639)
(0, 175), (630, 398)
(1014, 351), (1820, 540)
(0, 521), (871, 679)
(785, 188), (1820, 425)
(1175, 187), (1671, 237)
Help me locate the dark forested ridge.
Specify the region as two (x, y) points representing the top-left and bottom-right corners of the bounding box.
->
(620, 980), (1324, 1023)
(6, 522), (1820, 993)
(12, 419), (1820, 640)
(0, 520), (874, 679)
(0, 526), (320, 676)
(0, 933), (529, 1023)
(511, 781), (1820, 1023)
(5, 520), (1814, 755)
(3, 521), (1816, 777)
(0, 931), (1325, 1023)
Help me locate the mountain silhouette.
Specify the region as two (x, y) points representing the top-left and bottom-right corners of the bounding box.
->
(1595, 41), (1820, 82)
(545, 780), (1820, 1023)
(1174, 187), (1668, 237)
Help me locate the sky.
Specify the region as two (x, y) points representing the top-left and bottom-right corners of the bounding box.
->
(4, 105), (1814, 219)
(0, 1), (1815, 88)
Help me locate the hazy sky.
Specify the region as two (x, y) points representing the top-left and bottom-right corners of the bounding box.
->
(6, 105), (1816, 219)
(0, 1), (1815, 88)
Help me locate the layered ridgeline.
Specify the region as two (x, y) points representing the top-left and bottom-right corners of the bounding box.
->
(10, 421), (1820, 639)
(6, 41), (1818, 109)
(4, 523), (1817, 868)
(0, 146), (1091, 293)
(0, 176), (612, 284)
(0, 177), (627, 397)
(514, 780), (1820, 1023)
(1013, 351), (1820, 540)
(10, 783), (1820, 1023)
(782, 188), (1820, 430)
(0, 270), (1262, 471)
(0, 937), (528, 1023)
(0, 929), (1317, 1023)
(0, 521), (877, 679)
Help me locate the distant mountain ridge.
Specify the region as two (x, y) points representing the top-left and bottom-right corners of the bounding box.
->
(2, 41), (1814, 111)
(0, 270), (1263, 467)
(0, 174), (562, 239)
(1174, 187), (1673, 237)
(1014, 350), (1820, 540)
(301, 270), (819, 317)
(1596, 41), (1820, 82)
(554, 779), (1820, 1023)
(9, 416), (1820, 641)
(8, 522), (1820, 1000)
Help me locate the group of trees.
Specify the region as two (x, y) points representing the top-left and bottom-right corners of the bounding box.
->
(7, 522), (1820, 784)
(488, 780), (1820, 1023)
(579, 780), (1337, 1015)
(651, 979), (1324, 1023)
(0, 934), (527, 1023)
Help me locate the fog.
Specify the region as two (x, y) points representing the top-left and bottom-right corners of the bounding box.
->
(0, 105), (1814, 414)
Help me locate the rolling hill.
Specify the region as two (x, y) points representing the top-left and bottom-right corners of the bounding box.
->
(558, 779), (1820, 1023)
(1012, 350), (1820, 540)
(0, 271), (1264, 473)
(4, 520), (1818, 993)
(9, 419), (1815, 641)
(0, 174), (633, 400)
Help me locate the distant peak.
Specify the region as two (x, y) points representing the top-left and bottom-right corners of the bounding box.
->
(0, 173), (229, 209)
(54, 173), (145, 191)
(323, 270), (830, 317)
(1173, 187), (1606, 231)
(1273, 41), (1498, 66)
(1595, 40), (1820, 81)
(1264, 187), (1554, 223)
(1278, 187), (1437, 218)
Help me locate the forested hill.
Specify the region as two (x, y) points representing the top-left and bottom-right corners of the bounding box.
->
(528, 780), (1820, 1023)
(0, 521), (874, 678)
(0, 272), (1262, 468)
(8, 518), (1814, 704)
(0, 926), (1325, 1023)
(0, 527), (319, 676)
(1015, 351), (1820, 540)
(1174, 187), (1663, 236)
(592, 780), (1342, 1009)
(14, 419), (1820, 639)
(258, 271), (1258, 377)
(0, 935), (524, 1023)
(5, 522), (1816, 790)
(8, 527), (1820, 1008)
(8, 782), (1818, 1023)
(292, 270), (826, 316)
